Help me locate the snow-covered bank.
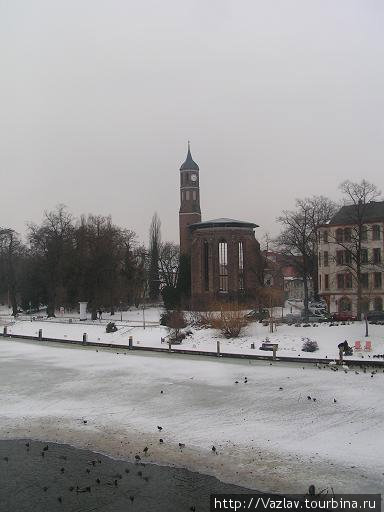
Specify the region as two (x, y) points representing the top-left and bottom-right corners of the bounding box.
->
(4, 313), (384, 362)
(0, 338), (383, 494)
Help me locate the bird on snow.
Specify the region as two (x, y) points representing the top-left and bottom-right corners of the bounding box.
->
(333, 398), (337, 403)
(43, 445), (49, 451)
(143, 446), (148, 454)
(312, 398), (317, 402)
(179, 443), (185, 449)
(212, 446), (216, 453)
(60, 467), (65, 473)
(135, 455), (141, 461)
(157, 426), (163, 431)
(307, 396), (311, 400)
(159, 439), (163, 444)
(83, 420), (88, 424)
(279, 387), (283, 390)
(96, 478), (100, 484)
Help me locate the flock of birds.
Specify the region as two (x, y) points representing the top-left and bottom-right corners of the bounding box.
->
(2, 440), (203, 510)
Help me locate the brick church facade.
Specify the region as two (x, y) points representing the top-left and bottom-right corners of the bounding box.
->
(178, 144), (261, 304)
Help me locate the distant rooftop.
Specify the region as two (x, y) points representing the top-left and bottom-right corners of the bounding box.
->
(189, 218), (258, 231)
(328, 200), (384, 225)
(180, 142), (199, 171)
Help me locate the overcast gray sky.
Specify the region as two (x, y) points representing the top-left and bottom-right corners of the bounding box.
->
(1, 0), (383, 245)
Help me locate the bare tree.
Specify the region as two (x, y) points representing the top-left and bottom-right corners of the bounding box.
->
(28, 205), (74, 317)
(328, 180), (381, 320)
(159, 242), (180, 288)
(148, 213), (161, 302)
(0, 228), (25, 316)
(276, 196), (337, 316)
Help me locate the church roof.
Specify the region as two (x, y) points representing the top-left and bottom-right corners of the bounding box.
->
(180, 143), (199, 171)
(189, 218), (259, 231)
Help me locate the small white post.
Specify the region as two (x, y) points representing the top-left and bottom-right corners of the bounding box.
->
(79, 302), (88, 321)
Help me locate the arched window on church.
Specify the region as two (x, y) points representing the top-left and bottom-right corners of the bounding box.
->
(218, 241), (228, 292)
(203, 241), (209, 291)
(238, 241), (244, 291)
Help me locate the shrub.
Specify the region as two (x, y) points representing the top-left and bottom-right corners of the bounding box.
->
(214, 304), (248, 338)
(106, 322), (118, 333)
(160, 310), (171, 326)
(193, 310), (218, 329)
(163, 310), (187, 341)
(302, 338), (319, 352)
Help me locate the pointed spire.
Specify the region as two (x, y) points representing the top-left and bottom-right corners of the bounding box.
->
(180, 141), (199, 171)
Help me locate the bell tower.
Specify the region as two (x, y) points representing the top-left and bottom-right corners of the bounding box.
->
(179, 142), (201, 255)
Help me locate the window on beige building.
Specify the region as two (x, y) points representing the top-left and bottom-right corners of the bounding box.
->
(372, 224), (381, 241)
(344, 228), (352, 242)
(345, 250), (352, 265)
(373, 248), (381, 264)
(361, 249), (368, 264)
(345, 273), (353, 289)
(337, 274), (344, 289)
(374, 272), (382, 289)
(374, 297), (383, 311)
(339, 297), (352, 312)
(336, 250), (344, 265)
(361, 226), (368, 241)
(323, 231), (329, 243)
(360, 273), (369, 288)
(324, 274), (329, 290)
(324, 251), (329, 266)
(336, 229), (343, 242)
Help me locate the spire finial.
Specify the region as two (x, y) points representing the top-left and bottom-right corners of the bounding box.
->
(188, 140), (190, 151)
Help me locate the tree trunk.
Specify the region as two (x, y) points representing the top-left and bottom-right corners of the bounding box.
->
(303, 276), (309, 318)
(10, 287), (18, 317)
(356, 264), (362, 321)
(312, 264), (319, 300)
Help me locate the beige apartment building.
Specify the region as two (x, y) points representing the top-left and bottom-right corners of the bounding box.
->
(317, 201), (384, 316)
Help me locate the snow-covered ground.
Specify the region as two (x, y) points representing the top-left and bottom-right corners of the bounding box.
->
(0, 338), (383, 494)
(2, 307), (384, 362)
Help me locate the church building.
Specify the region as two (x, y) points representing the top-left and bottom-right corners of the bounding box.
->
(178, 144), (261, 304)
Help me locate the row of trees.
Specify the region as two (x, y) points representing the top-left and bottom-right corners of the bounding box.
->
(0, 206), (181, 318)
(1, 179), (381, 320)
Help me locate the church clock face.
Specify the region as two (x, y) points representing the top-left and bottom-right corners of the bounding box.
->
(190, 174), (197, 182)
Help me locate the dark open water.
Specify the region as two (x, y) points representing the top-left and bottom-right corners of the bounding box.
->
(0, 439), (254, 512)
